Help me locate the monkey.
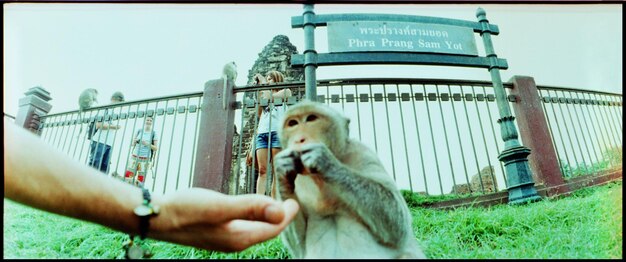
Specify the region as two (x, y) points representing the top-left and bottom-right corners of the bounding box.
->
(221, 61), (237, 110)
(77, 88), (98, 137)
(273, 100), (427, 259)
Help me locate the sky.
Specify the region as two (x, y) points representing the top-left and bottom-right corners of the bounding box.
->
(3, 3), (623, 118)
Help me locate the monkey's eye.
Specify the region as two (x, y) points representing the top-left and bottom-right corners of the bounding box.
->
(305, 114), (318, 122)
(287, 119), (299, 127)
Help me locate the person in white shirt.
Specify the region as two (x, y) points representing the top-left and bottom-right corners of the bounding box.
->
(125, 116), (158, 187)
(88, 91), (124, 174)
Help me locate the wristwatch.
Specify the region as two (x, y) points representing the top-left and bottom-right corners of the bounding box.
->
(124, 188), (159, 259)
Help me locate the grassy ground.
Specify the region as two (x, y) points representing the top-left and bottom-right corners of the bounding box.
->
(3, 181), (622, 259)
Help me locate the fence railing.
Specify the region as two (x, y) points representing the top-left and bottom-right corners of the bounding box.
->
(536, 86), (623, 179)
(37, 92), (204, 195)
(29, 77), (622, 197)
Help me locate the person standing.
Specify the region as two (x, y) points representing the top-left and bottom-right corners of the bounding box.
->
(246, 70), (292, 196)
(125, 116), (158, 187)
(88, 91), (125, 174)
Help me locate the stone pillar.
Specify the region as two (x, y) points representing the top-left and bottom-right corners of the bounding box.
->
(508, 75), (568, 196)
(15, 86), (52, 135)
(192, 78), (236, 193)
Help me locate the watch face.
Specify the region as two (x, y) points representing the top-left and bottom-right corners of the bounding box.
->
(134, 205), (152, 216)
(127, 245), (144, 259)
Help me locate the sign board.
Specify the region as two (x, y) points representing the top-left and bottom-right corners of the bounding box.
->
(328, 21), (478, 56)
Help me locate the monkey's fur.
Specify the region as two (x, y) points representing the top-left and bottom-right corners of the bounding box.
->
(221, 61), (237, 110)
(77, 88), (98, 136)
(274, 101), (426, 259)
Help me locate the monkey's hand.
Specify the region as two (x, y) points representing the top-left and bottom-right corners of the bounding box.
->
(274, 149), (302, 199)
(298, 143), (340, 176)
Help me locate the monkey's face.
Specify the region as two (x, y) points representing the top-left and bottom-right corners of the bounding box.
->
(280, 102), (349, 155)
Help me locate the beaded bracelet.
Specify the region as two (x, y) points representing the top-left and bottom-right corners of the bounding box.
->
(124, 188), (159, 259)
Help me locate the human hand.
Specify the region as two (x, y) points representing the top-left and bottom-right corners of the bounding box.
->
(149, 188), (299, 252)
(252, 74), (266, 85)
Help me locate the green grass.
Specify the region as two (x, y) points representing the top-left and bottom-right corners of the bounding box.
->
(3, 181), (622, 259)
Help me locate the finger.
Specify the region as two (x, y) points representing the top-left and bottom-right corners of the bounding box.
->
(216, 194), (287, 224)
(224, 199), (299, 249)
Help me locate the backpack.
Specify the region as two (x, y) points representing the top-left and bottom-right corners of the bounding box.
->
(135, 129), (157, 162)
(86, 121), (98, 140)
(87, 109), (108, 140)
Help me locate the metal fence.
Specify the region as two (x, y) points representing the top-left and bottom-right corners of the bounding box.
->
(537, 86), (623, 179)
(38, 92), (204, 195)
(36, 78), (622, 197)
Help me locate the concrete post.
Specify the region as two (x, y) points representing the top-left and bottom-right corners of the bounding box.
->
(15, 86), (53, 135)
(192, 78), (236, 193)
(508, 76), (569, 196)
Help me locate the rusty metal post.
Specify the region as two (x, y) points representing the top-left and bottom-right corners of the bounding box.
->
(509, 76), (569, 196)
(192, 78), (236, 193)
(15, 86), (52, 135)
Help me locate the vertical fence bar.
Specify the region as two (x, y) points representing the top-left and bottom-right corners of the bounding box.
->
(448, 85), (472, 192)
(591, 93), (616, 167)
(482, 85), (507, 188)
(409, 84), (429, 195)
(59, 114), (73, 154)
(368, 84), (379, 153)
(234, 99), (247, 194)
(608, 95), (623, 133)
(568, 90), (596, 174)
(598, 94), (622, 145)
(175, 98), (191, 190)
(423, 84), (444, 195)
(382, 84), (397, 181)
(575, 91), (602, 171)
(65, 113), (80, 156)
(111, 105), (130, 179)
(354, 84), (363, 141)
(547, 90), (573, 175)
(435, 84), (457, 193)
(563, 90), (590, 175)
(471, 85), (493, 193)
(460, 85), (483, 191)
(188, 96), (203, 189)
(396, 84), (414, 192)
(163, 99), (180, 194)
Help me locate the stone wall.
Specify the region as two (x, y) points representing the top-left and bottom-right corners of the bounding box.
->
(450, 165), (499, 194)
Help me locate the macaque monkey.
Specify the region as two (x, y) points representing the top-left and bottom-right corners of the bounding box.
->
(221, 61), (237, 110)
(77, 88), (98, 136)
(274, 100), (426, 259)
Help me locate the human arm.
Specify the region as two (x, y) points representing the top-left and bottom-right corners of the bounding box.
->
(141, 139), (158, 151)
(4, 119), (299, 252)
(96, 121), (120, 130)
